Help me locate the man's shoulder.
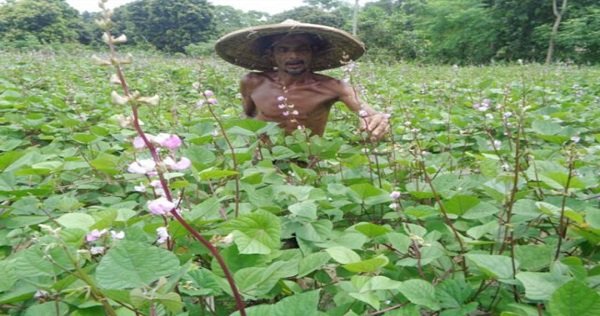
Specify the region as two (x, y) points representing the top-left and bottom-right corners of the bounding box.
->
(241, 71), (275, 84)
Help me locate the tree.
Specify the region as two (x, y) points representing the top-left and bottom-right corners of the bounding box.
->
(212, 5), (269, 37)
(546, 0), (568, 64)
(113, 0), (215, 52)
(0, 0), (82, 45)
(270, 6), (347, 29)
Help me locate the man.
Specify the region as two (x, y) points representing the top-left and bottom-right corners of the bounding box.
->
(215, 20), (389, 141)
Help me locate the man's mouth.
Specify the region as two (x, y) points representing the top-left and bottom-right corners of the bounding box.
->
(285, 60), (305, 68)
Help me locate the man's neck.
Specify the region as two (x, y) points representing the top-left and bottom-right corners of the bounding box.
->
(276, 70), (314, 87)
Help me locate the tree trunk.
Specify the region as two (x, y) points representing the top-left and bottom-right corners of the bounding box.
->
(546, 0), (568, 64)
(352, 0), (359, 36)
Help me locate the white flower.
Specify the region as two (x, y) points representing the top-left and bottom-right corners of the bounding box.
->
(34, 290), (49, 299)
(156, 227), (170, 244)
(127, 159), (156, 174)
(358, 110), (369, 117)
(571, 135), (580, 143)
(133, 183), (146, 192)
(110, 230), (125, 240)
(389, 203), (398, 209)
(90, 246), (105, 255)
(222, 233), (234, 245)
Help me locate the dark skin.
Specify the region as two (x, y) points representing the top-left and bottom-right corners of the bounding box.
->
(240, 34), (389, 140)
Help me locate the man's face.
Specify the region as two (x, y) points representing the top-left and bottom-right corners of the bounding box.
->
(270, 34), (314, 75)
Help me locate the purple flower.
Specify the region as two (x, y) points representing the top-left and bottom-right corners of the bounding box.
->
(86, 229), (108, 242)
(204, 90), (214, 97)
(207, 98), (218, 105)
(282, 111), (290, 117)
(390, 191), (401, 200)
(132, 136), (146, 149)
(160, 134), (182, 150)
(277, 104), (286, 109)
(163, 156), (191, 171)
(147, 197), (175, 215)
(358, 110), (369, 117)
(277, 96), (286, 102)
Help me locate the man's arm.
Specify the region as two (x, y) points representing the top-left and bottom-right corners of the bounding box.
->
(240, 73), (257, 117)
(336, 80), (390, 141)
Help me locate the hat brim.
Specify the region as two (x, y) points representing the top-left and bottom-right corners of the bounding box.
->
(215, 21), (365, 72)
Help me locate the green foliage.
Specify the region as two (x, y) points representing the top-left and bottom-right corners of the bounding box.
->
(0, 0), (83, 47)
(417, 0), (499, 64)
(112, 0), (216, 52)
(270, 6), (347, 28)
(1, 48), (600, 315)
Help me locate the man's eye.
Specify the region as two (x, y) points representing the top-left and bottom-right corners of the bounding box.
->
(276, 47), (288, 53)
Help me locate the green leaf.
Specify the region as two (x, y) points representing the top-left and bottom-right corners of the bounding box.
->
(298, 252), (331, 277)
(343, 255), (389, 273)
(436, 279), (473, 309)
(289, 200), (317, 220)
(548, 280), (600, 316)
(354, 222), (391, 238)
(531, 120), (562, 136)
(585, 208), (600, 229)
(466, 254), (518, 280)
(72, 133), (99, 144)
(24, 302), (69, 316)
(228, 210), (281, 255)
(199, 168), (239, 180)
(445, 195), (480, 215)
(325, 246), (361, 264)
(230, 290), (320, 316)
(96, 241), (180, 289)
(0, 260), (17, 292)
(89, 153), (120, 175)
(235, 261), (296, 298)
(514, 245), (554, 271)
(56, 213), (95, 230)
(156, 292), (183, 313)
(349, 183), (390, 205)
(398, 279), (440, 311)
(515, 272), (571, 301)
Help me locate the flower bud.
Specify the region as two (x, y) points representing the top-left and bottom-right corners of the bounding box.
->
(92, 54), (111, 66)
(113, 34), (127, 44)
(138, 95), (160, 106)
(111, 91), (129, 105)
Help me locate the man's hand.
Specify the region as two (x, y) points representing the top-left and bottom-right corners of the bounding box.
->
(360, 112), (390, 142)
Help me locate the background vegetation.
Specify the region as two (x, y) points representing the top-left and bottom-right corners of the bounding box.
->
(1, 0), (600, 64)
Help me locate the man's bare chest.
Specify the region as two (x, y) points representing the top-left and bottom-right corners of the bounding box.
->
(251, 80), (339, 117)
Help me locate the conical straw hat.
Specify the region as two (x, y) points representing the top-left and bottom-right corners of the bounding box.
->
(215, 19), (365, 71)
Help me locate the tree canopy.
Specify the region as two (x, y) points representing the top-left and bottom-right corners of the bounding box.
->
(1, 0), (599, 63)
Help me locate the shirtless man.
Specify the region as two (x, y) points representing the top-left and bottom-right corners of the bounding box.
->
(215, 20), (389, 141)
